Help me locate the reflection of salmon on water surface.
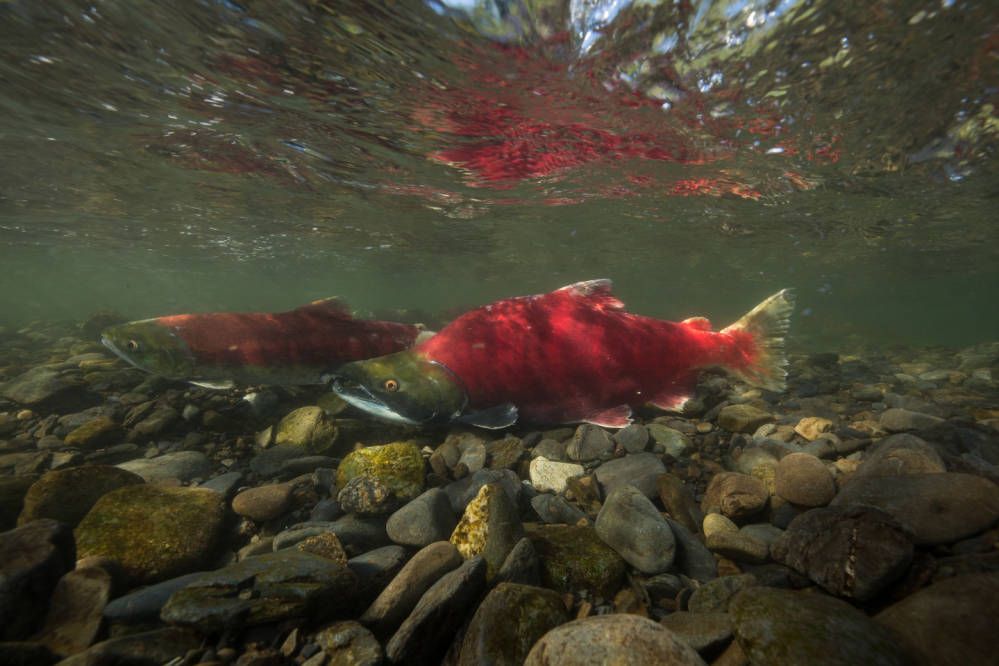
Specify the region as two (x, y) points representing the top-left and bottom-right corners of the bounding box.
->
(333, 280), (794, 429)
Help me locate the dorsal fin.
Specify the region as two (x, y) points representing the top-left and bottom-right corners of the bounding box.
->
(681, 316), (712, 331)
(557, 279), (625, 310)
(291, 297), (353, 318)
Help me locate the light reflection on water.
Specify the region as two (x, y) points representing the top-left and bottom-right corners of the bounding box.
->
(0, 0), (996, 347)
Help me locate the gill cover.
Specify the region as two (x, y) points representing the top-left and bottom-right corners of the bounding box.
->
(100, 320), (197, 378)
(331, 351), (467, 425)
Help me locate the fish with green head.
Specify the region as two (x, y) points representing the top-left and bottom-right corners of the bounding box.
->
(331, 280), (794, 429)
(101, 298), (427, 389)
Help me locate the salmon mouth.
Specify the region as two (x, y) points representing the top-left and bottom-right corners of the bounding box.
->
(330, 376), (421, 425)
(100, 335), (134, 367)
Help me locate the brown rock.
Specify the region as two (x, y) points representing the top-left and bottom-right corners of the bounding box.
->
(774, 453), (836, 507)
(793, 416), (834, 441)
(717, 405), (774, 434)
(702, 472), (768, 521)
(657, 473), (703, 534)
(35, 567), (113, 657)
(231, 484), (293, 522)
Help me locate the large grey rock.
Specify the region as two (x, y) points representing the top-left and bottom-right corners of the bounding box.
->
(457, 583), (569, 666)
(116, 451), (212, 483)
(647, 424), (692, 458)
(161, 550), (359, 631)
(385, 557), (487, 665)
(853, 434), (946, 479)
(360, 541), (462, 637)
(772, 506), (913, 601)
(347, 545), (407, 599)
(524, 614), (706, 665)
(594, 452), (666, 498)
(531, 494), (587, 525)
(880, 408), (945, 433)
(386, 488), (457, 547)
(666, 518), (717, 582)
(831, 473), (999, 545)
(614, 424), (649, 453)
(595, 485), (675, 574)
(659, 611), (733, 653)
(529, 457), (584, 494)
(730, 587), (910, 665)
(0, 519), (75, 640)
(103, 571), (206, 624)
(495, 536), (542, 586)
(274, 515), (390, 556)
(1, 366), (91, 408)
(566, 424), (614, 462)
(876, 572), (999, 666)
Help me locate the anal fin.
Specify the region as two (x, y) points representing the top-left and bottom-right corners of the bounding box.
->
(582, 404), (632, 428)
(458, 403), (519, 430)
(648, 393), (691, 412)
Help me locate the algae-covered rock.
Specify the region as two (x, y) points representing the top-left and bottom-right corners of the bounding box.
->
(717, 405), (774, 434)
(75, 485), (225, 584)
(274, 406), (339, 455)
(451, 482), (524, 579)
(524, 523), (627, 598)
(19, 466), (144, 528)
(457, 583), (569, 666)
(729, 587), (910, 665)
(336, 441), (425, 502)
(63, 416), (122, 448)
(161, 550), (359, 632)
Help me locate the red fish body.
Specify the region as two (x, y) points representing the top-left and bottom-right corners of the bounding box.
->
(101, 298), (425, 387)
(414, 280), (792, 426)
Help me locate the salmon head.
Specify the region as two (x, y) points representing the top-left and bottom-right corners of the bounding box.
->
(330, 351), (467, 426)
(101, 319), (196, 379)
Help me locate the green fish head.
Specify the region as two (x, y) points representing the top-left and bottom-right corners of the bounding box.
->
(100, 320), (196, 378)
(330, 351), (466, 426)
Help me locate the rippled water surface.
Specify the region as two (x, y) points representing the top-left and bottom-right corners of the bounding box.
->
(2, 0), (997, 346)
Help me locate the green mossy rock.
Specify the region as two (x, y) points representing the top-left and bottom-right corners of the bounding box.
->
(730, 587), (910, 665)
(336, 441), (425, 502)
(75, 485), (225, 584)
(19, 466), (144, 528)
(63, 416), (122, 448)
(457, 582), (569, 666)
(524, 523), (627, 599)
(274, 406), (338, 455)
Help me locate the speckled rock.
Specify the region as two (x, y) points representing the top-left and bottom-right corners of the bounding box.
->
(75, 485), (225, 584)
(595, 484), (675, 574)
(232, 483), (293, 522)
(360, 541), (463, 638)
(702, 472), (768, 521)
(18, 466), (143, 528)
(314, 620), (383, 666)
(793, 416), (834, 441)
(486, 435), (524, 470)
(529, 457), (584, 494)
(161, 550), (359, 632)
(775, 453), (836, 507)
(831, 473), (999, 545)
(880, 408), (945, 432)
(34, 566), (113, 657)
(457, 583), (569, 666)
(524, 614), (707, 666)
(63, 416), (122, 448)
(566, 424), (615, 462)
(687, 574), (758, 613)
(717, 405), (774, 434)
(729, 587), (910, 665)
(876, 572), (999, 666)
(658, 473), (703, 534)
(116, 450), (212, 483)
(594, 452), (666, 498)
(385, 557), (487, 666)
(296, 532), (348, 566)
(386, 488), (457, 547)
(337, 475), (400, 515)
(524, 523), (627, 598)
(444, 468), (521, 514)
(852, 434), (946, 479)
(336, 441), (425, 503)
(659, 611), (733, 653)
(450, 482), (524, 579)
(771, 506), (913, 601)
(0, 519), (75, 641)
(274, 406), (339, 455)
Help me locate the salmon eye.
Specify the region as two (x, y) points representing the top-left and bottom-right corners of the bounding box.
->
(383, 379), (399, 392)
(127, 340), (140, 351)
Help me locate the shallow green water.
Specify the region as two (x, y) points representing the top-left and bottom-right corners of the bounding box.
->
(1, 0), (997, 348)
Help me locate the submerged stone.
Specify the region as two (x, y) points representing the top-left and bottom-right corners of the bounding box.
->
(450, 481), (524, 579)
(524, 523), (627, 598)
(336, 441), (425, 503)
(75, 485), (225, 584)
(18, 466), (144, 528)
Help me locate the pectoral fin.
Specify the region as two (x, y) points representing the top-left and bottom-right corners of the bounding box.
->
(457, 403), (519, 429)
(583, 404), (632, 428)
(190, 379), (236, 390)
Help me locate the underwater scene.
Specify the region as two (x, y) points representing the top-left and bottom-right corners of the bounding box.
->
(1, 0), (998, 664)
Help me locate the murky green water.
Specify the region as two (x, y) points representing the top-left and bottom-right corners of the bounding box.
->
(2, 0), (997, 347)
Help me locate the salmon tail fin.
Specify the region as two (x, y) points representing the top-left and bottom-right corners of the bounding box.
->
(720, 289), (795, 391)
